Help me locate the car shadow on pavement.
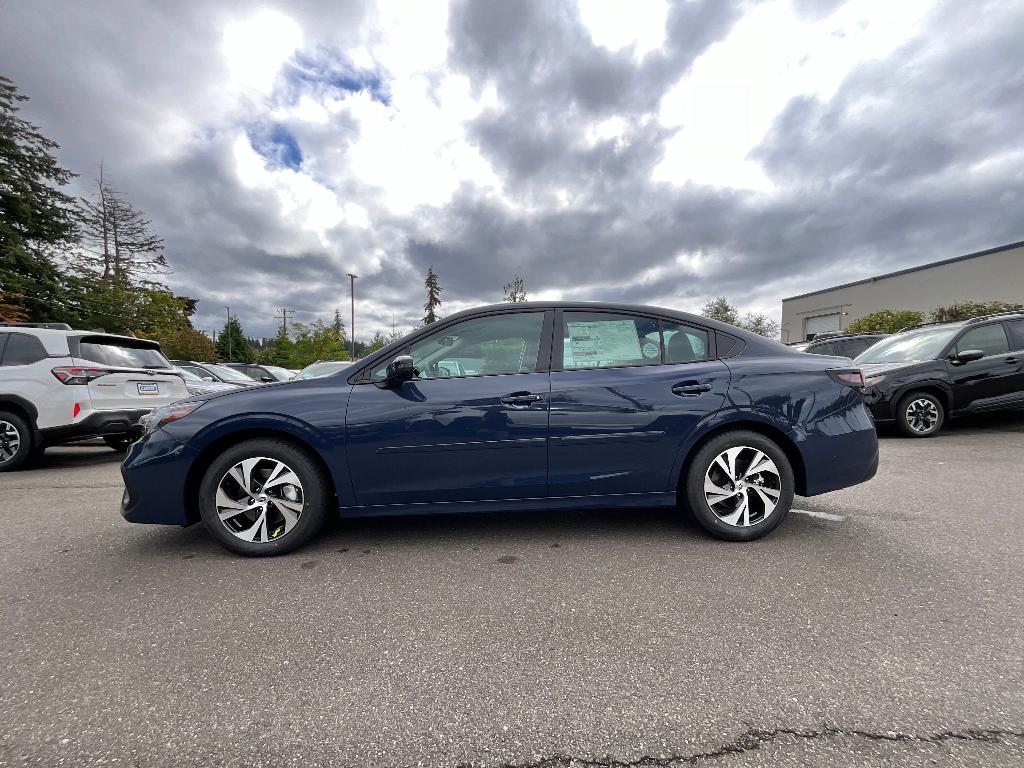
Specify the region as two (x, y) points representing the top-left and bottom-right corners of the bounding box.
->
(876, 407), (1024, 439)
(28, 445), (123, 469)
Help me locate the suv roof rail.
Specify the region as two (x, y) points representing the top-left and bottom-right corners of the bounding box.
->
(898, 309), (1024, 333)
(0, 321), (74, 330)
(963, 309), (1024, 325)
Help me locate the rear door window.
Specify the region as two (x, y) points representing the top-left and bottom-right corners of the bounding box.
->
(955, 324), (1009, 357)
(662, 322), (709, 363)
(1, 333), (48, 366)
(561, 312), (661, 369)
(1006, 320), (1024, 351)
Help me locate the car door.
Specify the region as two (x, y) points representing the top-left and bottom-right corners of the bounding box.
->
(548, 311), (730, 498)
(946, 322), (1018, 410)
(344, 310), (552, 507)
(999, 319), (1024, 402)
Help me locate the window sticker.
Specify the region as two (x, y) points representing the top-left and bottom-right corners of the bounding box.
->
(641, 339), (660, 359)
(566, 320), (643, 367)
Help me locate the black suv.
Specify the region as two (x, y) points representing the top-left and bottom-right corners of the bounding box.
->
(792, 332), (886, 358)
(855, 312), (1024, 436)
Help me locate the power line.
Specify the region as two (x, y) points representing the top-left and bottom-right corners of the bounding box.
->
(274, 307), (292, 335)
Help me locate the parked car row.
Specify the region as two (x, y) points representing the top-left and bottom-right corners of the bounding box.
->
(0, 322), (356, 472)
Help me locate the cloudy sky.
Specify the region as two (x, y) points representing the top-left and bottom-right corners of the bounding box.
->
(2, 0), (1022, 339)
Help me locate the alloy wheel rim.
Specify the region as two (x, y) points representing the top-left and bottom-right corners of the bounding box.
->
(0, 420), (21, 463)
(215, 457), (304, 543)
(704, 446), (782, 527)
(906, 398), (939, 433)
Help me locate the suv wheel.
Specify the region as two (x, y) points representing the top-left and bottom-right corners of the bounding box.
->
(683, 430), (795, 542)
(0, 411), (34, 472)
(198, 439), (331, 556)
(896, 391), (944, 437)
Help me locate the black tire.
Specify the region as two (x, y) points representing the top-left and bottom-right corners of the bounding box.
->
(0, 410), (34, 472)
(896, 391), (945, 437)
(683, 430), (795, 542)
(198, 438), (331, 556)
(103, 435), (133, 452)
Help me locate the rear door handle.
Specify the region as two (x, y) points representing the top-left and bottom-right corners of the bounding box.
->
(500, 391), (544, 407)
(672, 382), (713, 396)
(1005, 357), (1020, 364)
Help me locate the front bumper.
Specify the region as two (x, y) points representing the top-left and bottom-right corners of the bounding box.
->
(40, 409), (150, 446)
(120, 428), (199, 526)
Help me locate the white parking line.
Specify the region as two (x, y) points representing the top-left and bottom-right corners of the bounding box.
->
(792, 508), (847, 522)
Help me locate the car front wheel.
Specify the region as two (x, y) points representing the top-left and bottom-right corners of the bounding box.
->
(198, 438), (331, 556)
(683, 430), (795, 542)
(896, 391), (944, 437)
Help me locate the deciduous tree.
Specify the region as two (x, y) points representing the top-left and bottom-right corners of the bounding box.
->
(503, 274), (527, 302)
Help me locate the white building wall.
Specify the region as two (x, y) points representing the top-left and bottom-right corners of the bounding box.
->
(780, 243), (1024, 342)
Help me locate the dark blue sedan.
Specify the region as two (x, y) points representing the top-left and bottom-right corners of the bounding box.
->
(121, 302), (878, 556)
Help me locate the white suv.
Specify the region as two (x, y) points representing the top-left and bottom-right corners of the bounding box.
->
(0, 323), (188, 471)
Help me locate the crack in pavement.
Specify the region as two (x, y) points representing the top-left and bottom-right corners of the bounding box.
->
(458, 726), (1024, 768)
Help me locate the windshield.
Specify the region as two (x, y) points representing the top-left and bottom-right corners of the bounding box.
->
(296, 361), (350, 380)
(205, 364), (256, 383)
(262, 365), (292, 380)
(855, 326), (959, 364)
(78, 339), (171, 369)
(789, 342), (810, 352)
(175, 367), (202, 382)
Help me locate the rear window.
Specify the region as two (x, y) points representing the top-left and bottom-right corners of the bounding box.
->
(78, 339), (171, 369)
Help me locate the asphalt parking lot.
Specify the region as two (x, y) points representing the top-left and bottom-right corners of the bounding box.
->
(2, 414), (1023, 768)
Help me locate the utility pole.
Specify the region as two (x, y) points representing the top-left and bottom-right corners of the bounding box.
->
(346, 272), (358, 360)
(275, 308), (292, 335)
(225, 305), (232, 362)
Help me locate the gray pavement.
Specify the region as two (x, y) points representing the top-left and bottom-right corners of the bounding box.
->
(1, 412), (1023, 767)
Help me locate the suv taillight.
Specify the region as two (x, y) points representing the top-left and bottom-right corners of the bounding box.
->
(51, 367), (111, 385)
(827, 368), (866, 391)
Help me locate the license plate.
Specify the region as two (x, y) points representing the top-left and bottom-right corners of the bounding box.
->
(137, 382), (160, 395)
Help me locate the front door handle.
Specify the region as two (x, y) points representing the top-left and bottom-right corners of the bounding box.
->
(672, 382), (713, 396)
(500, 391), (544, 407)
(1004, 357), (1020, 364)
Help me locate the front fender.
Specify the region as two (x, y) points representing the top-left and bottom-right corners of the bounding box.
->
(164, 411), (355, 510)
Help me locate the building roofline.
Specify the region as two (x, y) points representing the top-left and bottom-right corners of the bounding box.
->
(782, 240), (1024, 303)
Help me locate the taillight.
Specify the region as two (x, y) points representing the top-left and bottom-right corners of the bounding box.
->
(827, 369), (866, 391)
(51, 367), (111, 385)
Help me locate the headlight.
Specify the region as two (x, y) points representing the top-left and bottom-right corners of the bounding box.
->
(140, 401), (203, 434)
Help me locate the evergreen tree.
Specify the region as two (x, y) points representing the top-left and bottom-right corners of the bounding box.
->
(0, 75), (80, 322)
(503, 274), (527, 302)
(423, 265), (442, 325)
(264, 325), (295, 367)
(215, 316), (253, 362)
(332, 307), (347, 343)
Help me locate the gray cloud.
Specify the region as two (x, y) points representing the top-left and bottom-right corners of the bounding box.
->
(2, 0), (1023, 340)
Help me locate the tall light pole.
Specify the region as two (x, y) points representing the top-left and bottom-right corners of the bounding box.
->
(225, 305), (232, 362)
(346, 273), (357, 360)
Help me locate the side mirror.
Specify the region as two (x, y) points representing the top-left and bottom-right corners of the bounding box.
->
(202, 376), (215, 382)
(954, 349), (984, 364)
(385, 355), (416, 385)
(260, 375), (274, 383)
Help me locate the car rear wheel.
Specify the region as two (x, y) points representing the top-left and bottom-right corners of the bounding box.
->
(198, 438), (331, 556)
(0, 411), (33, 472)
(683, 430), (794, 542)
(896, 391), (944, 437)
